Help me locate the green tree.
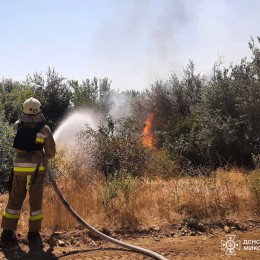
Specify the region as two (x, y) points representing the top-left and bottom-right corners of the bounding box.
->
(26, 68), (71, 130)
(0, 80), (36, 123)
(167, 40), (260, 168)
(143, 62), (204, 149)
(70, 77), (111, 110)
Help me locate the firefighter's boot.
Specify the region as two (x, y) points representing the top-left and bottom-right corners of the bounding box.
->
(0, 229), (19, 248)
(28, 231), (43, 251)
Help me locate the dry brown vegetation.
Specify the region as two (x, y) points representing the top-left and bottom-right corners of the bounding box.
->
(1, 161), (259, 235)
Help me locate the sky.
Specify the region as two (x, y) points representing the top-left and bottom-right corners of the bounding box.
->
(0, 0), (259, 91)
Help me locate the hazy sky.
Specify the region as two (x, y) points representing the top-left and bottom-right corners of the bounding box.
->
(0, 0), (259, 91)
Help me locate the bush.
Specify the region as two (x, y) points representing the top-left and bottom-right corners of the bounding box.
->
(76, 115), (151, 178)
(0, 105), (15, 193)
(103, 169), (139, 206)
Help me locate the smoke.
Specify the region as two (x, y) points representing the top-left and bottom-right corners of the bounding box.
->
(87, 0), (190, 90)
(105, 92), (133, 119)
(86, 0), (260, 91)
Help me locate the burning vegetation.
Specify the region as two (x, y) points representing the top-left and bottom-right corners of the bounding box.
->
(142, 112), (156, 149)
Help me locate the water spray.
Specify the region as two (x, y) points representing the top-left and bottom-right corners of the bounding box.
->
(53, 109), (101, 148)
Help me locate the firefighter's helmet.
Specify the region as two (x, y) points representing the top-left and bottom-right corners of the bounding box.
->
(23, 97), (42, 115)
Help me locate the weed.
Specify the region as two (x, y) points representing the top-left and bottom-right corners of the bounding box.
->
(246, 170), (260, 214)
(103, 170), (139, 206)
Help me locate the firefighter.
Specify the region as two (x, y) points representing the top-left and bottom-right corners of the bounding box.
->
(1, 97), (56, 248)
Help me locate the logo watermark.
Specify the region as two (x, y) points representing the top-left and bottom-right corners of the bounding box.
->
(221, 235), (260, 255)
(221, 235), (240, 255)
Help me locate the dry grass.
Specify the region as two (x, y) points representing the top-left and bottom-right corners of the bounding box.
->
(0, 167), (259, 234)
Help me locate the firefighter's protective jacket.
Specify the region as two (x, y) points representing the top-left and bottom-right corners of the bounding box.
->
(13, 120), (56, 176)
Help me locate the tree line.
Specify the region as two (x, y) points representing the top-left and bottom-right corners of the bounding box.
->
(0, 37), (260, 186)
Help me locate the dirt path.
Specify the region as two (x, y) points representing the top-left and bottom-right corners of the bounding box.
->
(1, 228), (260, 259)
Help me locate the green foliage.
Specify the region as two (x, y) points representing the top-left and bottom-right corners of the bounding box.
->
(27, 68), (71, 130)
(146, 149), (180, 179)
(0, 81), (36, 123)
(144, 38), (260, 169)
(77, 115), (151, 178)
(0, 68), (72, 130)
(182, 218), (199, 229)
(1, 37), (260, 176)
(140, 61), (204, 149)
(69, 77), (111, 110)
(182, 218), (206, 231)
(0, 105), (15, 193)
(103, 170), (139, 206)
(188, 51), (260, 167)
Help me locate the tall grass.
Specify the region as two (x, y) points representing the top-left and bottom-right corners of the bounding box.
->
(0, 166), (259, 234)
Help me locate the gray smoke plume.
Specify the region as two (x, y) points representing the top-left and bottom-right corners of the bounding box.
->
(87, 0), (190, 90)
(105, 92), (133, 119)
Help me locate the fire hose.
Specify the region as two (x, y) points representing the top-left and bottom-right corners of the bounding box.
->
(45, 159), (167, 260)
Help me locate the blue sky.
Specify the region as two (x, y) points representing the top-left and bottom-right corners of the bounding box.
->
(0, 0), (259, 91)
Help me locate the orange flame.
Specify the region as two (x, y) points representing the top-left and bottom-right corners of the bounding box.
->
(143, 113), (155, 148)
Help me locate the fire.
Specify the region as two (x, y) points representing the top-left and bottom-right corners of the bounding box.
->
(143, 113), (155, 148)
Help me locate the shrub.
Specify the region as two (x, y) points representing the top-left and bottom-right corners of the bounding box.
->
(103, 169), (139, 206)
(76, 115), (151, 178)
(0, 105), (15, 193)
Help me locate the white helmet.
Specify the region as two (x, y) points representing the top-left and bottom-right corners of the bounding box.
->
(23, 97), (42, 115)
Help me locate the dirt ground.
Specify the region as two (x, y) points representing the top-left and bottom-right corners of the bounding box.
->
(1, 224), (260, 259)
